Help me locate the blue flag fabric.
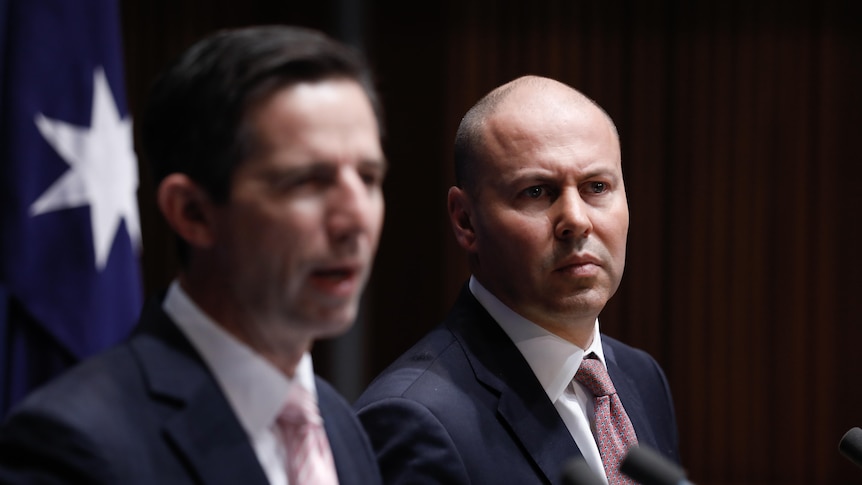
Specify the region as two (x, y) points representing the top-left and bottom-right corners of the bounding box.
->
(0, 0), (143, 416)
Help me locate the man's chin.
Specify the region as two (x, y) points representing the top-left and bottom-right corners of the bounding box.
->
(306, 303), (361, 338)
(554, 289), (610, 315)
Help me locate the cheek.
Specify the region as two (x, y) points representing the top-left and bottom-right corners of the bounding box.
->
(597, 210), (629, 263)
(242, 204), (323, 251)
(478, 212), (546, 259)
(273, 199), (324, 228)
(612, 210), (630, 251)
(369, 198), (385, 240)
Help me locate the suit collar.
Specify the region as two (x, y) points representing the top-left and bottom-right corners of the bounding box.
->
(469, 276), (606, 403)
(447, 286), (582, 483)
(129, 297), (270, 485)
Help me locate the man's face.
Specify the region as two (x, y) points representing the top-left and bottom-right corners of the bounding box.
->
(458, 86), (628, 336)
(214, 79), (385, 340)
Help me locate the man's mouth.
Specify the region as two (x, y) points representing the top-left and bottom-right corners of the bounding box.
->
(309, 265), (362, 297)
(314, 268), (356, 279)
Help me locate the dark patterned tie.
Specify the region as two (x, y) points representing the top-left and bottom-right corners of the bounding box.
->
(575, 353), (638, 484)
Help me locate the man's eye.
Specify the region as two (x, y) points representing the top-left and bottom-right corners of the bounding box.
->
(524, 186), (546, 198)
(272, 175), (311, 190)
(270, 171), (331, 192)
(588, 182), (608, 194)
(360, 170), (384, 187)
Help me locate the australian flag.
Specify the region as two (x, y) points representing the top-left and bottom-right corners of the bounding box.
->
(0, 0), (143, 416)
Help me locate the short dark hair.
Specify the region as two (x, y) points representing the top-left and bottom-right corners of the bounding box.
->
(141, 25), (382, 204)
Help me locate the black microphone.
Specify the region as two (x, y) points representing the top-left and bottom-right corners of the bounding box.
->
(561, 457), (605, 485)
(620, 445), (694, 485)
(839, 427), (862, 469)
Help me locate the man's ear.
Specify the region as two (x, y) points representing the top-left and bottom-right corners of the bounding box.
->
(156, 174), (218, 249)
(448, 186), (478, 252)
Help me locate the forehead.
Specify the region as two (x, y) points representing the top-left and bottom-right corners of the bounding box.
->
(242, 79), (382, 164)
(252, 79), (378, 135)
(477, 88), (621, 178)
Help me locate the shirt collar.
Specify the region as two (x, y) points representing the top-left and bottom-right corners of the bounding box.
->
(469, 275), (606, 402)
(162, 280), (318, 437)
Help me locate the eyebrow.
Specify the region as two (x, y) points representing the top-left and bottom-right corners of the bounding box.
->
(506, 166), (620, 181)
(360, 157), (389, 174)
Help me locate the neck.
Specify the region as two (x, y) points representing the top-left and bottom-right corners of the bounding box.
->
(177, 272), (311, 378)
(538, 319), (597, 350)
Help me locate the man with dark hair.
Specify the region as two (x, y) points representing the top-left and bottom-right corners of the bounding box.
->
(0, 25), (386, 484)
(355, 75), (679, 484)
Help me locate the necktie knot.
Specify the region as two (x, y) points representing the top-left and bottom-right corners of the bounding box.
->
(278, 386), (323, 428)
(276, 385), (339, 485)
(575, 354), (616, 397)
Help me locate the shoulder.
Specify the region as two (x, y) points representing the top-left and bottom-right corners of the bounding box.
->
(0, 313), (197, 462)
(353, 316), (510, 448)
(0, 345), (141, 483)
(7, 344), (142, 429)
(355, 324), (466, 406)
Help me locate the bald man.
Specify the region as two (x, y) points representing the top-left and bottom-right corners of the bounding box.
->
(355, 76), (680, 484)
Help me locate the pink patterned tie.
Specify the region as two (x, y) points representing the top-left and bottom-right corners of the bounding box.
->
(277, 386), (340, 485)
(575, 354), (638, 485)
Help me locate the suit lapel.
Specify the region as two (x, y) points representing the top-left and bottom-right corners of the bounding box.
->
(449, 287), (582, 484)
(496, 384), (583, 484)
(317, 378), (375, 485)
(603, 342), (658, 448)
(129, 299), (270, 485)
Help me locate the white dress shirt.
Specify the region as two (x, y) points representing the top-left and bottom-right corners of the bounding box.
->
(163, 280), (318, 485)
(469, 276), (610, 483)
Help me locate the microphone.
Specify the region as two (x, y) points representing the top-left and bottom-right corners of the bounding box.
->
(839, 427), (862, 469)
(620, 445), (694, 485)
(560, 457), (605, 485)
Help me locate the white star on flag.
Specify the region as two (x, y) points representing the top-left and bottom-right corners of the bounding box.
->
(30, 67), (141, 271)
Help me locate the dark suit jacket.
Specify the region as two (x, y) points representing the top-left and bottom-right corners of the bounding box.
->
(355, 286), (680, 484)
(0, 298), (382, 485)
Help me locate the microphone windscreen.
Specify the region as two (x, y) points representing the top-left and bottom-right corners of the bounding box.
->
(561, 457), (605, 485)
(621, 445), (688, 485)
(839, 427), (862, 469)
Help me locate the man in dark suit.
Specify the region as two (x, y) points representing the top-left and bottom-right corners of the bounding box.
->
(0, 26), (386, 484)
(355, 75), (680, 484)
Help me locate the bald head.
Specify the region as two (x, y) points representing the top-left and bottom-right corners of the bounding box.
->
(446, 75), (628, 340)
(453, 75), (618, 195)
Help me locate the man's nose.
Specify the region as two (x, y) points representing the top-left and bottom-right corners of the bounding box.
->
(327, 168), (376, 241)
(553, 188), (592, 240)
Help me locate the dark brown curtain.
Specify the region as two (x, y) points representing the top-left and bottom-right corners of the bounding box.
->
(123, 1), (862, 483)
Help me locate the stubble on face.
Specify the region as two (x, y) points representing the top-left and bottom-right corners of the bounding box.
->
(199, 79), (385, 370)
(466, 76), (628, 345)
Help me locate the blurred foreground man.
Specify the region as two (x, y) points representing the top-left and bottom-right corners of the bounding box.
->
(0, 26), (386, 485)
(355, 75), (679, 484)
